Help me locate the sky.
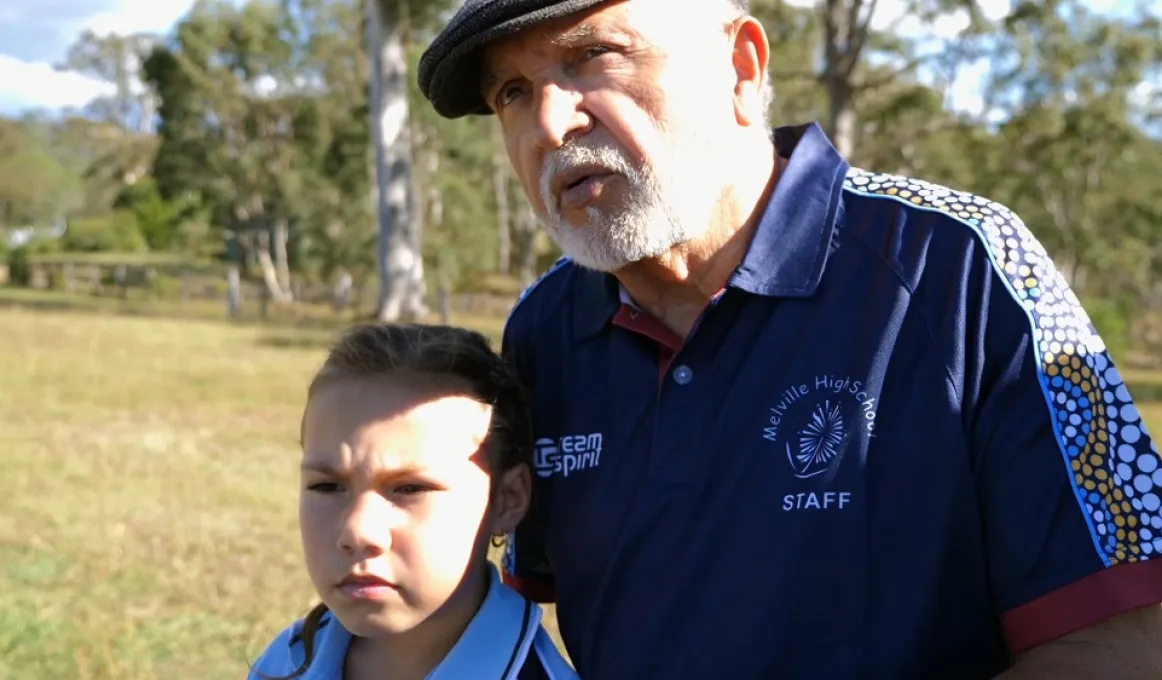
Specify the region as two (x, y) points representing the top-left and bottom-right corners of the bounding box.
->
(0, 0), (1152, 118)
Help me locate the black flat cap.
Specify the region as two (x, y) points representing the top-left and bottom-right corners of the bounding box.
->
(417, 0), (612, 119)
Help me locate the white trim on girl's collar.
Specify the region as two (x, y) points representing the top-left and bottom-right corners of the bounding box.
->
(429, 563), (543, 679)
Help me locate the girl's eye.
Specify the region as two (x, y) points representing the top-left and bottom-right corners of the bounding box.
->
(395, 483), (433, 495)
(307, 481), (343, 493)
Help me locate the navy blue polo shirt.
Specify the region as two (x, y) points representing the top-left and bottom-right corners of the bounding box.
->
(500, 122), (1162, 679)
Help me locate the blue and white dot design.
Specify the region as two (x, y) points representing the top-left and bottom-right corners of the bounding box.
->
(845, 168), (1162, 565)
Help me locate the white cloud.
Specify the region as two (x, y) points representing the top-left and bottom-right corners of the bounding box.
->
(81, 0), (200, 38)
(0, 53), (113, 111)
(0, 0), (197, 114)
(0, 0), (1153, 118)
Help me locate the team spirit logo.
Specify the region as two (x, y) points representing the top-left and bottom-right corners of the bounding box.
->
(763, 374), (878, 511)
(533, 433), (603, 478)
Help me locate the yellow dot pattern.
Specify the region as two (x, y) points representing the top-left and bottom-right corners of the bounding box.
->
(845, 168), (1162, 565)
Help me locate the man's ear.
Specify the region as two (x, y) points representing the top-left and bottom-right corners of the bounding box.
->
(730, 15), (771, 127)
(491, 464), (532, 535)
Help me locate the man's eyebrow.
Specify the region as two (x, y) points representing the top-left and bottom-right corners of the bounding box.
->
(481, 69), (502, 97)
(550, 24), (599, 48)
(480, 24), (629, 97)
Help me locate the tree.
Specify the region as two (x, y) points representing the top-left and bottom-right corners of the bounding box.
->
(59, 31), (160, 135)
(367, 0), (427, 321)
(144, 0), (377, 301)
(58, 31), (161, 199)
(755, 0), (993, 158)
(0, 117), (82, 229)
(978, 0), (1162, 298)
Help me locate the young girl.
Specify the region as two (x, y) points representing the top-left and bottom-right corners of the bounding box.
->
(249, 323), (576, 680)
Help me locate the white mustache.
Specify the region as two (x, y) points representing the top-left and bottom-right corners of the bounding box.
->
(539, 142), (636, 210)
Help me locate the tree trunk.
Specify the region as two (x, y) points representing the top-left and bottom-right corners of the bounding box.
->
(492, 119), (512, 275)
(272, 217), (292, 301)
(226, 266), (242, 319)
(253, 229), (293, 304)
(234, 198), (292, 304)
(368, 0), (427, 322)
(515, 198), (538, 288)
(333, 270), (353, 313)
(827, 85), (856, 159)
(819, 0), (867, 160)
(114, 264), (127, 299)
(438, 271), (452, 324)
(422, 135), (443, 241)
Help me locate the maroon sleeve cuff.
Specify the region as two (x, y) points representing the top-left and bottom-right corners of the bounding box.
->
(502, 571), (557, 603)
(1001, 558), (1162, 652)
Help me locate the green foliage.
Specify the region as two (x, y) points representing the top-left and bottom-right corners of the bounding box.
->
(6, 238), (61, 286)
(60, 214), (148, 253)
(0, 0), (1156, 355)
(1085, 296), (1134, 361)
(113, 177), (211, 254)
(407, 41), (501, 288)
(0, 118), (83, 227)
(141, 0), (376, 293)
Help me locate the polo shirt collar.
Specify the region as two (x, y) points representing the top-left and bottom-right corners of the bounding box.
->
(573, 122), (849, 341)
(301, 563), (540, 679)
(730, 122), (849, 297)
(431, 563), (541, 679)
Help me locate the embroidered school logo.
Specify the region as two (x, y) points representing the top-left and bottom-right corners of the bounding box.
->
(792, 400), (845, 478)
(533, 433), (603, 478)
(763, 374), (877, 510)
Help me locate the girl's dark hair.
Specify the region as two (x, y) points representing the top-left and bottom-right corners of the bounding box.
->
(261, 323), (534, 680)
(303, 322), (533, 473)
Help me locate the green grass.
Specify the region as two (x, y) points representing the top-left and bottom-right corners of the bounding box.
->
(1, 296), (1159, 678)
(0, 286), (507, 344)
(0, 305), (543, 679)
(24, 251), (217, 268)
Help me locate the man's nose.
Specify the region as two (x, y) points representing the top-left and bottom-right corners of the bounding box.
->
(337, 492), (393, 557)
(531, 81), (591, 150)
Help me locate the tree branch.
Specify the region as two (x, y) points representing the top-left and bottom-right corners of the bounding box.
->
(822, 0), (841, 69)
(846, 0), (881, 77)
(846, 0), (866, 47)
(853, 42), (973, 94)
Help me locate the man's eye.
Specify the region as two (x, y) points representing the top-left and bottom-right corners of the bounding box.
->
(582, 45), (613, 60)
(307, 482), (343, 493)
(497, 83), (525, 107)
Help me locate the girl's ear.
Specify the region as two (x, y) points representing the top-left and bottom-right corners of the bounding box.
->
(491, 464), (532, 535)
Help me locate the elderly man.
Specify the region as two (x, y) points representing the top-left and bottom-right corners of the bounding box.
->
(418, 0), (1162, 677)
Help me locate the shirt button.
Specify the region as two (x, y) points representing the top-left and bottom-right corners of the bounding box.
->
(672, 364), (694, 385)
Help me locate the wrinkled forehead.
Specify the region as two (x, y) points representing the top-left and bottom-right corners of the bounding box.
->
(480, 0), (729, 83)
(481, 1), (634, 72)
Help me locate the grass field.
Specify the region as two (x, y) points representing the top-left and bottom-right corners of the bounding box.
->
(1, 297), (1160, 678)
(0, 302), (534, 679)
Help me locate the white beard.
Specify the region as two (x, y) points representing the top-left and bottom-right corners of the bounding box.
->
(536, 126), (723, 272)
